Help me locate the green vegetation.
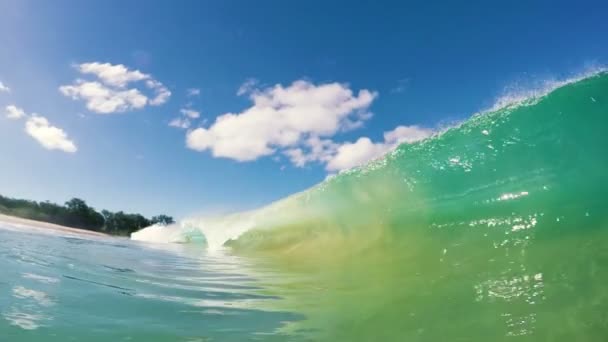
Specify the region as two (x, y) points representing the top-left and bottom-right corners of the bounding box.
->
(0, 194), (174, 235)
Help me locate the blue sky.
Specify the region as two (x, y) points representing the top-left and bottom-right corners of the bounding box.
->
(1, 0), (607, 219)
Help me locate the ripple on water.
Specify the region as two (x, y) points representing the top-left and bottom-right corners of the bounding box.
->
(21, 273), (60, 284)
(2, 285), (56, 330)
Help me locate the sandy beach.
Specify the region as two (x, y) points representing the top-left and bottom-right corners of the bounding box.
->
(0, 214), (109, 237)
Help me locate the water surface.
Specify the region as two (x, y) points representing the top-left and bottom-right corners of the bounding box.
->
(0, 225), (302, 341)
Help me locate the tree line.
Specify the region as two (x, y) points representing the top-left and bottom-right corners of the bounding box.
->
(0, 194), (174, 235)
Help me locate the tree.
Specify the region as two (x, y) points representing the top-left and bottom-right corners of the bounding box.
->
(65, 198), (88, 212)
(101, 210), (116, 232)
(101, 210), (152, 234)
(63, 198), (104, 230)
(1, 193), (174, 236)
(151, 215), (175, 226)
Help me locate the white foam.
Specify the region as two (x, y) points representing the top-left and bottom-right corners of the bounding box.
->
(488, 66), (606, 112)
(12, 286), (54, 307)
(22, 273), (60, 284)
(131, 223), (203, 244)
(182, 212), (259, 251)
(2, 309), (47, 330)
(131, 192), (310, 251)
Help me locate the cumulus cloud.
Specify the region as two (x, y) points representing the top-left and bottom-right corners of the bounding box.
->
(60, 62), (171, 114)
(60, 80), (147, 114)
(383, 125), (434, 145)
(5, 105), (26, 120)
(186, 77), (434, 173)
(25, 115), (77, 153)
(285, 125), (434, 172)
(78, 62), (148, 87)
(325, 137), (388, 171)
(0, 81), (10, 93)
(326, 125), (433, 171)
(187, 80), (377, 161)
(4, 104), (78, 153)
(284, 136), (338, 167)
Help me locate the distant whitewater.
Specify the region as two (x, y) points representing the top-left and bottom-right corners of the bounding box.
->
(133, 70), (608, 254)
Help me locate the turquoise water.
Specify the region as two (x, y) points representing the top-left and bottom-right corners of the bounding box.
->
(0, 225), (302, 341)
(3, 71), (608, 341)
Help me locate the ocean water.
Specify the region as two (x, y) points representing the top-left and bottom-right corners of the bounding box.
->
(3, 71), (608, 341)
(0, 225), (304, 341)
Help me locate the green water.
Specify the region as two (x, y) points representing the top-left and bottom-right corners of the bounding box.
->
(4, 72), (608, 341)
(199, 72), (608, 340)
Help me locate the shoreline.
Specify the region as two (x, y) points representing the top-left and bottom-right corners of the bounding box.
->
(0, 213), (110, 237)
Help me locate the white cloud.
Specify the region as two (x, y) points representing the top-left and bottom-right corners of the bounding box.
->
(384, 125), (434, 144)
(187, 88), (200, 97)
(237, 78), (259, 96)
(4, 105), (78, 153)
(60, 62), (170, 113)
(325, 137), (388, 171)
(25, 115), (77, 153)
(146, 79), (171, 106)
(186, 78), (434, 173)
(285, 125), (434, 172)
(180, 108), (200, 119)
(5, 105), (26, 120)
(284, 136), (338, 167)
(169, 117), (191, 129)
(0, 81), (10, 93)
(60, 80), (147, 114)
(78, 62), (148, 88)
(187, 80), (377, 161)
(169, 108), (200, 129)
(324, 125), (433, 171)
